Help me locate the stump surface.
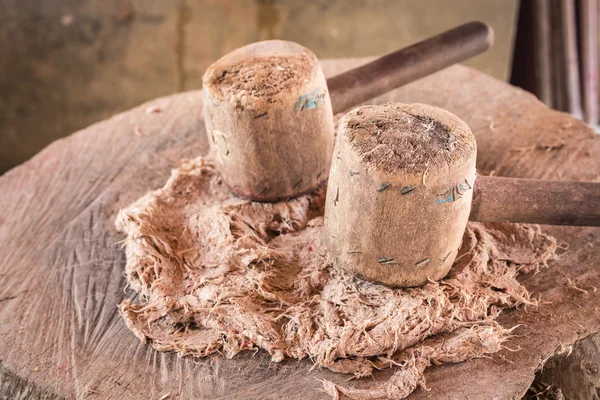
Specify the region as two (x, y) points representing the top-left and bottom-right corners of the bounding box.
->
(1, 59), (599, 400)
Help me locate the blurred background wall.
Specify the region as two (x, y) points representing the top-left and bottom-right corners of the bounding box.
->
(0, 0), (519, 173)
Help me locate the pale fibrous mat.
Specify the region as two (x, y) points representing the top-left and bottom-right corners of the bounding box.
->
(116, 157), (558, 400)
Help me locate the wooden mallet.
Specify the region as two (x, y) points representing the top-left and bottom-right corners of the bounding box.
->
(324, 103), (600, 287)
(202, 22), (493, 201)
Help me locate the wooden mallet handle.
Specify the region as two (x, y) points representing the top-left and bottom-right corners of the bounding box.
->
(471, 176), (600, 226)
(327, 21), (494, 114)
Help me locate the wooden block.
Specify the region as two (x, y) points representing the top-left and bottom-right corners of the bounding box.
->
(0, 60), (599, 399)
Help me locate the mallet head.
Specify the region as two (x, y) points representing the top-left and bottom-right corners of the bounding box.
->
(324, 103), (477, 287)
(202, 40), (334, 201)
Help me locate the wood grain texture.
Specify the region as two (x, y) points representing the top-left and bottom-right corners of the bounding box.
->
(535, 330), (600, 398)
(0, 59), (599, 400)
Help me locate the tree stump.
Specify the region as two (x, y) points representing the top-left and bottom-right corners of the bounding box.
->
(1, 61), (599, 400)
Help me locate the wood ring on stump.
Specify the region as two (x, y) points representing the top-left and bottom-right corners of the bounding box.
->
(324, 103), (477, 287)
(202, 40), (334, 202)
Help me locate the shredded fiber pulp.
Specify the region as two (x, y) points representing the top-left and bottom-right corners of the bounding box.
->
(116, 157), (558, 400)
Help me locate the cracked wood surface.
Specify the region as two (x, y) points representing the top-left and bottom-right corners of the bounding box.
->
(0, 59), (599, 400)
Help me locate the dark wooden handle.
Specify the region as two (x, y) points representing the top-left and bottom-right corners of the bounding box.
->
(471, 176), (600, 226)
(327, 21), (494, 114)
